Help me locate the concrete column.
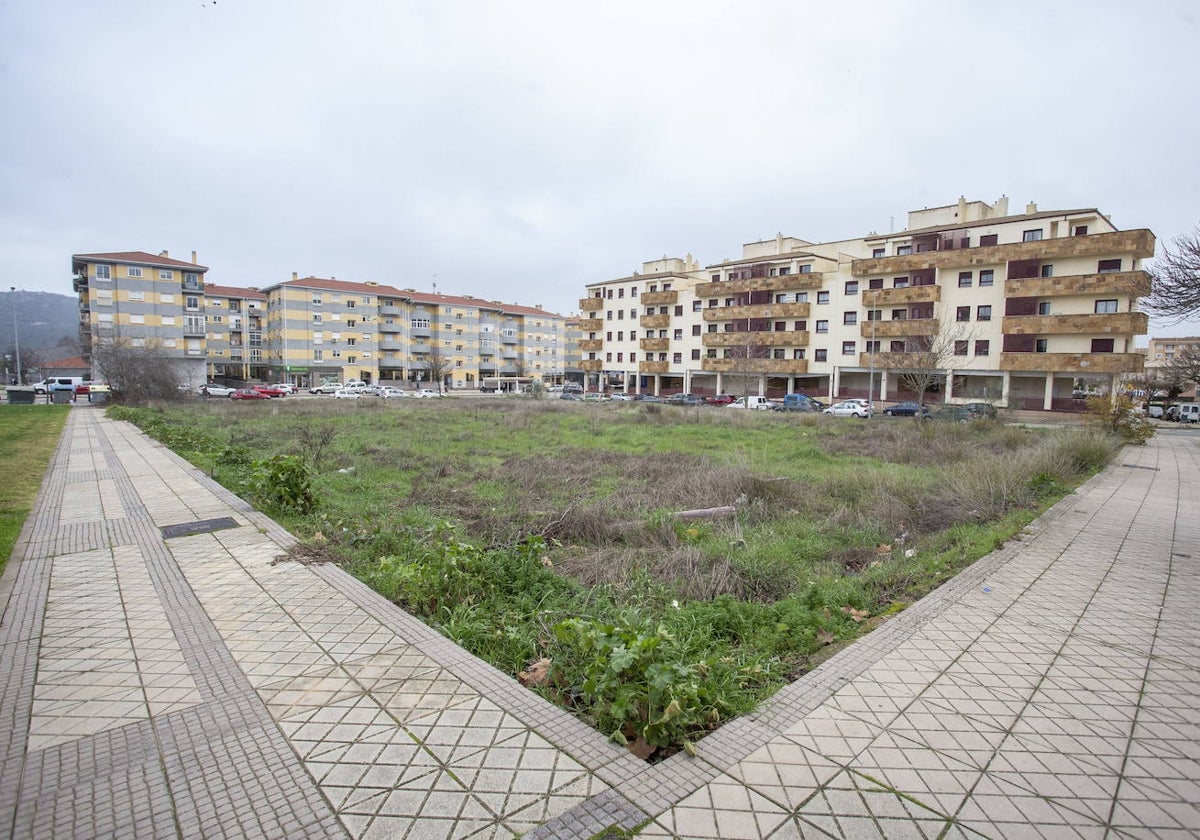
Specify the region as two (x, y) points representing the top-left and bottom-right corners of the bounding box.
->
(758, 374), (766, 396)
(716, 372), (724, 394)
(654, 374), (662, 397)
(944, 370), (954, 401)
(1043, 373), (1054, 411)
(684, 370), (692, 393)
(879, 370), (888, 401)
(832, 366), (841, 399)
(1001, 371), (1011, 406)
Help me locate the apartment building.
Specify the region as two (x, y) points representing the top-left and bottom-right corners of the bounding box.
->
(72, 250), (211, 387)
(1145, 335), (1200, 398)
(203, 284), (268, 381)
(256, 275), (567, 389)
(580, 198), (1154, 410)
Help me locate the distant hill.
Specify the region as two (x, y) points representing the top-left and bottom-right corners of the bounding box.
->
(1, 290), (80, 359)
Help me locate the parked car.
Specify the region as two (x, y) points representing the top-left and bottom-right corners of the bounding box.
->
(884, 401), (929, 417)
(1178, 403), (1200, 424)
(636, 394), (662, 403)
(332, 389), (361, 399)
(707, 394), (736, 405)
(559, 392), (582, 401)
(773, 394), (821, 412)
(252, 385), (289, 398)
(201, 383), (237, 397)
(668, 393), (707, 407)
(309, 382), (342, 395)
(928, 406), (974, 423)
(609, 392), (633, 401)
(268, 383), (296, 394)
(230, 389), (270, 401)
(33, 377), (84, 395)
(962, 402), (998, 419)
(378, 387), (408, 398)
(413, 389), (443, 398)
(824, 401), (874, 418)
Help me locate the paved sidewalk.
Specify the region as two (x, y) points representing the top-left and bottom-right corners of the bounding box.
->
(0, 407), (1197, 839)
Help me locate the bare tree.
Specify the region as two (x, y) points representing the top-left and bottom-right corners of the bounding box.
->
(1145, 226), (1200, 323)
(91, 338), (187, 404)
(723, 328), (771, 397)
(876, 320), (974, 407)
(424, 344), (451, 394)
(1167, 345), (1200, 392)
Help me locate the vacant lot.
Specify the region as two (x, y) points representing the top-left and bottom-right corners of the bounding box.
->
(109, 398), (1118, 758)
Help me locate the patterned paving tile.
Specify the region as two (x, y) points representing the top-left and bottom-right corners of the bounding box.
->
(646, 774), (791, 839)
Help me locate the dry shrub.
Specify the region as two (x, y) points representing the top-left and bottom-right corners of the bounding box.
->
(556, 545), (752, 601)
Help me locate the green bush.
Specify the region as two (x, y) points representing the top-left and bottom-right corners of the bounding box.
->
(1084, 395), (1154, 445)
(241, 455), (316, 514)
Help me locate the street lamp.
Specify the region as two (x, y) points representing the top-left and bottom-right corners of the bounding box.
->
(9, 287), (21, 385)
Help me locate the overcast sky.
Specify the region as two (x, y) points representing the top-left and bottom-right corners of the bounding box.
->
(3, 1), (1198, 338)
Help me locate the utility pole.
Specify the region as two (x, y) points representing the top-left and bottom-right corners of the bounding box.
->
(9, 287), (21, 384)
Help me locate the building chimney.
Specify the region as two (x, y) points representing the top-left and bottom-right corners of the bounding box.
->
(191, 251), (197, 264)
(1026, 201), (1038, 215)
(994, 195), (1009, 217)
(957, 196), (967, 219)
(159, 250), (169, 258)
(292, 272), (298, 281)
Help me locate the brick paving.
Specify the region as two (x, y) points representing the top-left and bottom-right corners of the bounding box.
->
(1, 406), (1197, 839)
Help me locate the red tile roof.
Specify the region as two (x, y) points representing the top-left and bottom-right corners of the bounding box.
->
(204, 284), (267, 300)
(267, 277), (563, 318)
(42, 355), (88, 370)
(73, 251), (210, 271)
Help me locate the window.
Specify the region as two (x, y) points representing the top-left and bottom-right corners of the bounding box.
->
(814, 349), (828, 362)
(672, 352), (683, 364)
(843, 311), (857, 326)
(692, 300), (702, 312)
(817, 291), (830, 305)
(129, 290), (144, 301)
(892, 308), (907, 321)
(958, 272), (973, 288)
(711, 274), (720, 282)
(313, 313), (322, 323)
(617, 288), (624, 298)
(1040, 264), (1054, 278)
(842, 341), (856, 355)
(1038, 301), (1051, 315)
(347, 299), (356, 309)
(772, 348), (786, 359)
(616, 352), (623, 362)
(794, 320), (807, 331)
(606, 331), (612, 341)
(1097, 259), (1122, 274)
(631, 287), (638, 297)
(1022, 229), (1043, 242)
(346, 337), (356, 346)
(158, 270), (173, 280)
(797, 292), (809, 303)
(673, 328), (683, 340)
(896, 245), (913, 256)
(954, 340), (968, 356)
(816, 320), (829, 334)
(793, 348), (806, 359)
(979, 234), (998, 247)
(774, 321), (786, 332)
(956, 306), (971, 322)
(975, 340), (990, 356)
(778, 267), (791, 276)
(893, 277), (909, 289)
(845, 281), (859, 295)
(866, 309), (881, 321)
(127, 266), (143, 277)
(979, 270), (994, 287)
(674, 305), (684, 316)
(129, 314), (145, 324)
(872, 248), (885, 258)
(977, 305), (992, 321)
(1091, 338), (1115, 353)
(629, 353), (636, 362)
(312, 294), (322, 305)
(799, 264), (812, 274)
(1074, 225), (1089, 236)
(691, 349), (701, 360)
(1035, 339), (1048, 353)
(94, 264), (111, 279)
(617, 310), (623, 320)
(185, 295), (199, 310)
(1095, 299), (1119, 314)
(605, 352), (612, 362)
(869, 278), (884, 290)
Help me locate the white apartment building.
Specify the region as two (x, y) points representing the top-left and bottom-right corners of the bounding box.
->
(580, 197), (1154, 410)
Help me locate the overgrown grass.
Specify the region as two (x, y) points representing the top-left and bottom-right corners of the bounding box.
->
(107, 399), (1122, 758)
(0, 405), (69, 576)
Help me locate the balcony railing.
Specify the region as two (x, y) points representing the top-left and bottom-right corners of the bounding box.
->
(859, 318), (938, 338)
(1004, 270), (1151, 299)
(999, 352), (1144, 374)
(1001, 312), (1148, 336)
(639, 360), (669, 373)
(578, 296), (605, 312)
(576, 318), (603, 332)
(701, 358), (809, 374)
(863, 286), (941, 306)
(701, 302), (810, 321)
(640, 314), (671, 329)
(702, 331), (808, 348)
(579, 339), (603, 352)
(693, 273), (823, 297)
(580, 359), (603, 372)
(639, 338), (669, 352)
(640, 290), (678, 305)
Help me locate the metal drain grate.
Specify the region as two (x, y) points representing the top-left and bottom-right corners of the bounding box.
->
(161, 516), (240, 539)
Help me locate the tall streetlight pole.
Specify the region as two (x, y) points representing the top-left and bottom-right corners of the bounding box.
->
(9, 287), (21, 384)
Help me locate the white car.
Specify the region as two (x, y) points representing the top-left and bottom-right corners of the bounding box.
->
(268, 383), (296, 394)
(200, 384), (237, 397)
(609, 393), (633, 401)
(378, 387), (408, 399)
(824, 400), (874, 418)
(309, 383), (341, 394)
(412, 389), (442, 398)
(332, 389), (361, 399)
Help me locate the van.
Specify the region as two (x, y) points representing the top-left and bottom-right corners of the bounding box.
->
(774, 393), (819, 412)
(728, 395), (772, 411)
(1178, 403), (1200, 424)
(34, 377), (83, 395)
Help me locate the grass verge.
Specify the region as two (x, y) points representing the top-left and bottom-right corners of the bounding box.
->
(0, 405), (69, 577)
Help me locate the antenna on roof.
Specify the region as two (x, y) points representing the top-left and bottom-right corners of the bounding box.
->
(432, 274), (438, 294)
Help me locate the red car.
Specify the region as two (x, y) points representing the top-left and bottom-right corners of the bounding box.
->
(707, 394), (736, 405)
(230, 389), (270, 400)
(252, 385), (288, 398)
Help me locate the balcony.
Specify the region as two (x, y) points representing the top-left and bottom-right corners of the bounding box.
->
(701, 302), (810, 321)
(1001, 312), (1148, 336)
(701, 358), (808, 374)
(378, 358), (405, 368)
(72, 274), (88, 293)
(863, 285), (941, 306)
(999, 352), (1144, 374)
(501, 349), (519, 360)
(579, 339), (603, 352)
(702, 331), (808, 348)
(1005, 270), (1151, 299)
(410, 325), (431, 338)
(859, 318), (938, 338)
(639, 360), (669, 373)
(858, 352), (938, 369)
(852, 229), (1156, 276)
(640, 314), (671, 329)
(580, 359), (603, 372)
(579, 296), (605, 312)
(378, 320), (401, 333)
(640, 290), (678, 305)
(183, 323), (206, 337)
(501, 333), (518, 345)
(378, 338), (404, 351)
(379, 304), (405, 317)
(410, 343), (431, 354)
(693, 273), (822, 297)
(576, 318), (603, 332)
(640, 338), (669, 352)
